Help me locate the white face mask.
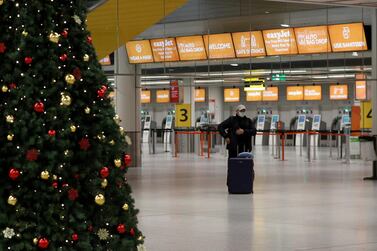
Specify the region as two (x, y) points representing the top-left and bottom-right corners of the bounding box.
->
(238, 112), (246, 117)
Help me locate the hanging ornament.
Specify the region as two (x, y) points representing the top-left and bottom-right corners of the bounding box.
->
(97, 134), (106, 141)
(59, 54), (68, 62)
(68, 189), (79, 201)
(48, 130), (56, 137)
(2, 227), (15, 239)
(97, 228), (109, 240)
(0, 42), (6, 53)
(38, 238), (49, 249)
(70, 125), (77, 133)
(79, 138), (90, 150)
(41, 170), (50, 180)
(9, 83), (16, 89)
(48, 32), (60, 43)
(109, 140), (115, 146)
(52, 181), (58, 189)
(101, 179), (108, 188)
(72, 67), (81, 80)
(122, 203), (129, 211)
(26, 149), (39, 161)
(87, 36), (93, 44)
(34, 101), (45, 113)
(113, 114), (120, 123)
(9, 168), (20, 181)
(7, 195), (17, 206)
(124, 154), (132, 167)
(61, 29), (69, 38)
(100, 167), (109, 178)
(60, 92), (72, 106)
(88, 225), (94, 233)
(97, 85), (108, 98)
(84, 107), (91, 114)
(114, 159), (122, 168)
(73, 15), (82, 25)
(130, 228), (135, 237)
(83, 54), (90, 62)
(24, 57), (33, 64)
(119, 127), (125, 135)
(6, 115), (14, 123)
(65, 74), (75, 85)
(125, 135), (132, 145)
(22, 30), (28, 37)
(2, 85), (8, 92)
(95, 194), (105, 206)
(117, 224), (126, 234)
(7, 133), (14, 141)
(72, 233), (79, 241)
(33, 238), (39, 245)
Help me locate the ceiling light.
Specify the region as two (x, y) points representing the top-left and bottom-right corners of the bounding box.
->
(352, 52), (359, 56)
(194, 79), (224, 83)
(230, 63), (238, 67)
(280, 24), (290, 28)
(140, 81), (170, 85)
(265, 11), (270, 14)
(141, 75), (170, 80)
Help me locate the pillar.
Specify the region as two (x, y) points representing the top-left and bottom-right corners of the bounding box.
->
(183, 79), (196, 127)
(372, 9), (377, 135)
(208, 86), (224, 123)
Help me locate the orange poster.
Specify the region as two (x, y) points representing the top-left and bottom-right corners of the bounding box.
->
(263, 28), (298, 56)
(224, 88), (240, 102)
(328, 23), (368, 52)
(287, 86), (304, 101)
(232, 31), (266, 58)
(195, 89), (206, 102)
(330, 85), (348, 100)
(126, 40), (154, 64)
(203, 33), (235, 59)
(246, 91), (262, 102)
(294, 26), (331, 54)
(176, 36), (207, 61)
(355, 74), (366, 100)
(304, 85), (322, 101)
(150, 38), (180, 62)
(263, 87), (279, 101)
(141, 90), (151, 104)
(156, 90), (170, 103)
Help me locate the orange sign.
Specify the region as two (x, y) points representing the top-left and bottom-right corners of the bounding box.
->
(328, 23), (368, 52)
(304, 85), (322, 101)
(150, 38), (180, 62)
(232, 31), (266, 58)
(355, 74), (367, 100)
(99, 56), (112, 65)
(263, 87), (279, 101)
(224, 88), (240, 103)
(156, 90), (170, 103)
(263, 28), (298, 56)
(330, 85), (348, 100)
(287, 86), (304, 101)
(294, 26), (331, 54)
(203, 34), (235, 59)
(141, 90), (151, 104)
(176, 36), (207, 61)
(195, 89), (206, 102)
(126, 40), (154, 64)
(246, 91), (262, 102)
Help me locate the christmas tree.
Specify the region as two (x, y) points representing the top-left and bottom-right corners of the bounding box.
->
(0, 0), (144, 250)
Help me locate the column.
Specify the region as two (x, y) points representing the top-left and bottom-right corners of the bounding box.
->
(208, 86), (224, 124)
(372, 9), (377, 135)
(114, 46), (142, 167)
(183, 79), (196, 127)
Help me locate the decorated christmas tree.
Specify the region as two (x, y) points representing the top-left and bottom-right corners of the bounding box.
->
(0, 0), (144, 250)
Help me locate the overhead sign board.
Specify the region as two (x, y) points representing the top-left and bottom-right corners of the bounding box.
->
(141, 90), (151, 104)
(355, 73), (367, 100)
(294, 26), (331, 54)
(246, 91), (262, 102)
(232, 31), (266, 57)
(195, 89), (206, 102)
(176, 36), (207, 61)
(150, 37), (180, 62)
(304, 85), (322, 101)
(287, 86), (304, 101)
(328, 23), (368, 52)
(262, 28), (298, 56)
(203, 33), (235, 59)
(263, 87), (279, 101)
(330, 85), (348, 100)
(126, 40), (154, 64)
(224, 88), (240, 103)
(156, 90), (170, 103)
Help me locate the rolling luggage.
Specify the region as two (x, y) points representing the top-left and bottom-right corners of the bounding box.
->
(227, 157), (254, 194)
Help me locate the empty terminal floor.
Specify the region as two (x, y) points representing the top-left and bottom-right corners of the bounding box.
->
(128, 147), (377, 251)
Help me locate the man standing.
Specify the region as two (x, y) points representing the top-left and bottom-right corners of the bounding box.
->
(218, 105), (256, 158)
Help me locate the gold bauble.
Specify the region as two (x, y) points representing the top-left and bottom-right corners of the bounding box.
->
(53, 175), (58, 180)
(6, 115), (14, 123)
(119, 127), (124, 134)
(122, 203), (129, 211)
(95, 194), (105, 206)
(101, 179), (108, 188)
(49, 32), (60, 43)
(33, 238), (38, 245)
(0, 0), (3, 6)
(109, 140), (115, 145)
(60, 93), (72, 106)
(113, 115), (120, 123)
(114, 159), (122, 168)
(70, 125), (77, 133)
(84, 107), (91, 114)
(97, 134), (106, 141)
(7, 195), (17, 206)
(7, 133), (14, 141)
(65, 74), (75, 85)
(41, 170), (50, 180)
(22, 31), (28, 37)
(137, 236), (145, 241)
(2, 85), (8, 92)
(83, 54), (90, 62)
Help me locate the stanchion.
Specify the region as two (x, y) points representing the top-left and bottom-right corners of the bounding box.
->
(271, 133), (275, 157)
(207, 131), (212, 159)
(329, 133), (333, 158)
(300, 133), (303, 156)
(174, 131), (178, 158)
(307, 130), (311, 162)
(345, 126), (350, 164)
(281, 133), (285, 161)
(337, 130), (341, 160)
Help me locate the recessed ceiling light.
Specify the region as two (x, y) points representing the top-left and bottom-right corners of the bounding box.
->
(265, 11), (270, 14)
(230, 63), (238, 67)
(280, 24), (290, 27)
(352, 52), (359, 57)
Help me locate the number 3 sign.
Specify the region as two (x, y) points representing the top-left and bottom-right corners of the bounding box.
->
(175, 104), (191, 128)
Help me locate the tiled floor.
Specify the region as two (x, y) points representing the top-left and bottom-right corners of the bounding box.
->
(128, 146), (377, 251)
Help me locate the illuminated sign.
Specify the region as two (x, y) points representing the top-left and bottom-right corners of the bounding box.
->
(156, 90), (170, 103)
(263, 28), (298, 56)
(355, 74), (367, 100)
(195, 89), (206, 102)
(263, 87), (279, 101)
(330, 85), (348, 100)
(328, 23), (368, 52)
(126, 40), (154, 64)
(176, 36), (207, 61)
(287, 86), (304, 101)
(224, 88), (240, 102)
(232, 31), (266, 57)
(203, 33), (235, 59)
(246, 91), (262, 102)
(294, 26), (331, 54)
(304, 85), (322, 101)
(99, 56), (112, 65)
(150, 38), (180, 62)
(141, 90), (151, 104)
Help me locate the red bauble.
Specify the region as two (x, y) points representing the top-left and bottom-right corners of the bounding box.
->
(68, 188), (79, 201)
(100, 167), (109, 178)
(72, 233), (79, 241)
(26, 148), (39, 161)
(87, 36), (93, 44)
(97, 85), (107, 98)
(130, 228), (135, 237)
(9, 168), (20, 180)
(61, 30), (68, 38)
(59, 54), (68, 62)
(9, 83), (16, 89)
(117, 224), (126, 234)
(79, 138), (90, 151)
(38, 238), (49, 249)
(88, 225), (93, 232)
(124, 154), (132, 167)
(62, 183), (69, 187)
(52, 181), (58, 188)
(34, 102), (44, 113)
(72, 67), (81, 80)
(48, 130), (56, 137)
(0, 42), (6, 53)
(24, 57), (33, 64)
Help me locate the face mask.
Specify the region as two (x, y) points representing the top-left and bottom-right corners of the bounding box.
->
(238, 112), (246, 117)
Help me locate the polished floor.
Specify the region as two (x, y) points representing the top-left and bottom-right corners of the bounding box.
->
(128, 146), (377, 251)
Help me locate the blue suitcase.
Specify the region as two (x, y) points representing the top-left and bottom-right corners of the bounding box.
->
(227, 158), (254, 194)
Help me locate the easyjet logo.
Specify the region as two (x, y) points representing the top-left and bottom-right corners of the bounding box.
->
(266, 30), (291, 40)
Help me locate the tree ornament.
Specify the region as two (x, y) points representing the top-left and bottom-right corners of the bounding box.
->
(100, 167), (109, 178)
(7, 133), (14, 141)
(48, 130), (56, 137)
(61, 29), (68, 38)
(33, 238), (38, 245)
(87, 36), (93, 44)
(41, 170), (50, 180)
(72, 233), (78, 241)
(83, 54), (90, 62)
(22, 31), (28, 37)
(6, 115), (15, 123)
(59, 54), (68, 62)
(26, 149), (39, 161)
(34, 101), (45, 113)
(2, 85), (8, 92)
(119, 127), (125, 134)
(124, 154), (132, 167)
(130, 228), (135, 237)
(84, 107), (91, 114)
(0, 42), (6, 53)
(122, 203), (129, 211)
(97, 228), (109, 240)
(9, 168), (20, 180)
(7, 195), (17, 206)
(109, 140), (115, 145)
(9, 83), (16, 89)
(49, 32), (60, 43)
(114, 159), (122, 168)
(117, 224), (126, 234)
(95, 194), (105, 206)
(73, 67), (81, 80)
(65, 74), (75, 85)
(73, 15), (82, 25)
(70, 125), (77, 133)
(60, 92), (72, 106)
(52, 181), (58, 189)
(79, 138), (90, 150)
(2, 227), (15, 239)
(101, 179), (108, 188)
(0, 0), (3, 6)
(125, 135), (132, 145)
(24, 57), (33, 64)
(97, 85), (108, 98)
(68, 189), (79, 201)
(113, 114), (120, 123)
(38, 238), (49, 249)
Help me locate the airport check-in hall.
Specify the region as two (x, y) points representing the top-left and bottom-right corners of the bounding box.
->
(89, 0), (377, 250)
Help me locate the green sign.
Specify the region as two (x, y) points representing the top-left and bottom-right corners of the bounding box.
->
(272, 74), (286, 81)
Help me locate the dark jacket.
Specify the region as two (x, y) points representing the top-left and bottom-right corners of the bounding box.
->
(218, 115), (256, 152)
